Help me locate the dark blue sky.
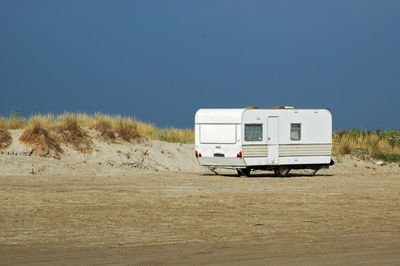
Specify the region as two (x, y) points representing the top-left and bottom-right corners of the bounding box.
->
(1, 1), (399, 129)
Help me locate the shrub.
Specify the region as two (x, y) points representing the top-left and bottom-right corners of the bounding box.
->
(19, 119), (63, 159)
(333, 128), (400, 162)
(0, 127), (12, 149)
(53, 113), (92, 153)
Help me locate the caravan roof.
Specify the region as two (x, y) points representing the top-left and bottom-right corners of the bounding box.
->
(195, 109), (245, 124)
(195, 108), (331, 124)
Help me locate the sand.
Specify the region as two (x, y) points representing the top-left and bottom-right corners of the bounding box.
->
(1, 130), (400, 265)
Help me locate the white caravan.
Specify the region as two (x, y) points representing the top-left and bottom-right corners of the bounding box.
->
(194, 107), (334, 176)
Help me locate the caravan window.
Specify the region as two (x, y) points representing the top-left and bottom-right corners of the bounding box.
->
(245, 124), (263, 141)
(290, 123), (301, 140)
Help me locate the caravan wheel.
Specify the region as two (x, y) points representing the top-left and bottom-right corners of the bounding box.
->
(237, 168), (251, 177)
(274, 167), (290, 177)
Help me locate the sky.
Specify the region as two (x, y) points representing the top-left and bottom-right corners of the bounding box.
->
(0, 1), (399, 130)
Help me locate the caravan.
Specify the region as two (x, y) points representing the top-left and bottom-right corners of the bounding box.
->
(194, 107), (334, 176)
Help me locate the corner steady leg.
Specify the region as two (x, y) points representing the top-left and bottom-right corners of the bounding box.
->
(209, 168), (219, 175)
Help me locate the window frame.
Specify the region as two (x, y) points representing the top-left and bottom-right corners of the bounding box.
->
(244, 123), (263, 142)
(290, 123), (301, 141)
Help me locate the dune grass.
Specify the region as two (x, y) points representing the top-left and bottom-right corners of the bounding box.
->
(333, 129), (400, 162)
(93, 115), (117, 141)
(0, 112), (194, 144)
(2, 112), (399, 162)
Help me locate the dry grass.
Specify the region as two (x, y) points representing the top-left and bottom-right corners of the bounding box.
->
(157, 128), (194, 144)
(93, 114), (117, 142)
(333, 129), (400, 162)
(19, 118), (63, 159)
(84, 113), (193, 143)
(93, 115), (140, 143)
(0, 113), (194, 149)
(88, 113), (193, 144)
(52, 113), (93, 153)
(0, 115), (27, 129)
(0, 127), (12, 150)
(135, 122), (194, 144)
(0, 112), (194, 145)
(114, 117), (140, 142)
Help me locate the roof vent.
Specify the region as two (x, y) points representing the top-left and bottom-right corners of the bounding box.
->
(270, 106), (294, 109)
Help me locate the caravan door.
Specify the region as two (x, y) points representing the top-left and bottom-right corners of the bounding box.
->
(267, 116), (279, 164)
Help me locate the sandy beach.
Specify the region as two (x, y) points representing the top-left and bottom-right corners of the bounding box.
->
(1, 131), (400, 265)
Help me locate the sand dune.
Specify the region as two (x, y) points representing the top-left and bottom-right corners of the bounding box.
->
(0, 129), (203, 176)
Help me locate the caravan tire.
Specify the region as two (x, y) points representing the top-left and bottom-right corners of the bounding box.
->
(237, 168), (251, 177)
(274, 167), (290, 177)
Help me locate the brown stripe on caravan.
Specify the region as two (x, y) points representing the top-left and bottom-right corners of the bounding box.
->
(242, 144), (268, 157)
(279, 144), (331, 157)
